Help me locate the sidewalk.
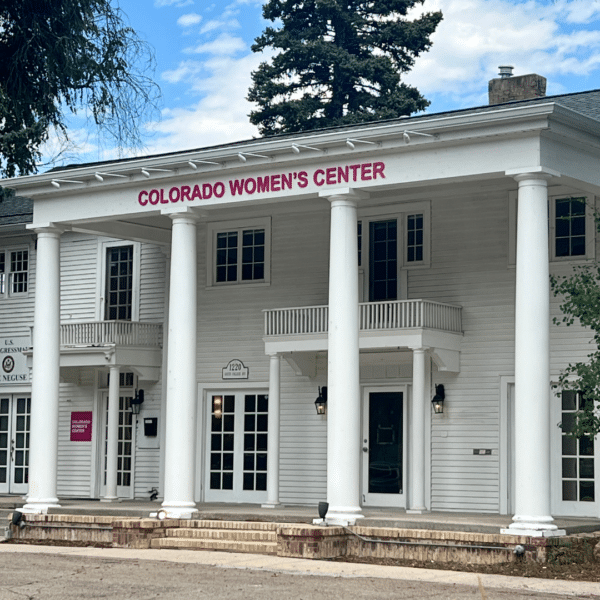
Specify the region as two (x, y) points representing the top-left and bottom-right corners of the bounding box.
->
(0, 543), (598, 598)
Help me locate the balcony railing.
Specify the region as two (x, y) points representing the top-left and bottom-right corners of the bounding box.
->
(61, 321), (162, 347)
(264, 300), (462, 337)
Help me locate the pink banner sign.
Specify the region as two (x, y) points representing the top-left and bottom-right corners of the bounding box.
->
(70, 411), (93, 442)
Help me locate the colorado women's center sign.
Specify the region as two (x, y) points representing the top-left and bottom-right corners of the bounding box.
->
(138, 161), (386, 207)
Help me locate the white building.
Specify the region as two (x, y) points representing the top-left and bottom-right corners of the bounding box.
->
(1, 70), (599, 535)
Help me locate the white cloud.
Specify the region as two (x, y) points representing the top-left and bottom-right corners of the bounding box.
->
(199, 18), (241, 34)
(154, 0), (193, 7)
(184, 32), (246, 55)
(404, 0), (600, 108)
(145, 50), (271, 153)
(177, 13), (202, 28)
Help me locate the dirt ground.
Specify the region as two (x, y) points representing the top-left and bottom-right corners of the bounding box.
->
(4, 538), (600, 583)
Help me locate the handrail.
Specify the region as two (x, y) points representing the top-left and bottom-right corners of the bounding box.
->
(61, 321), (162, 347)
(264, 300), (461, 336)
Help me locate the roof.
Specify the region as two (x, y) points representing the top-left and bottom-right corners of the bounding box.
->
(41, 87), (600, 175)
(0, 192), (32, 227)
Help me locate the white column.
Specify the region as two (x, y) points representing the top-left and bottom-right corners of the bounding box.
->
(408, 347), (428, 513)
(102, 365), (120, 502)
(321, 189), (364, 525)
(23, 227), (62, 513)
(263, 353), (280, 507)
(503, 172), (564, 537)
(161, 213), (198, 519)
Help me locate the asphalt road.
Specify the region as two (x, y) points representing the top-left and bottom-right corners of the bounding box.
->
(0, 545), (598, 600)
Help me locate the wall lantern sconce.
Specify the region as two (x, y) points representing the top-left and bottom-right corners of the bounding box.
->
(213, 395), (223, 419)
(315, 386), (327, 415)
(432, 384), (445, 414)
(130, 389), (144, 415)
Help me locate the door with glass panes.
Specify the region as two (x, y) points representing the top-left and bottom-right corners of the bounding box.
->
(100, 392), (135, 499)
(553, 390), (599, 517)
(205, 392), (268, 503)
(0, 395), (30, 494)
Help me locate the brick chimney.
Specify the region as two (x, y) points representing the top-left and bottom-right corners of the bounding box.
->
(488, 66), (546, 105)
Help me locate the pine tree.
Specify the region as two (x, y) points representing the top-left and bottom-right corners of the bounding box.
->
(248, 0), (442, 135)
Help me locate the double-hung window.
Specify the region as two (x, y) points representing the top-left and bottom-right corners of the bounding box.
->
(0, 247), (29, 296)
(552, 197), (591, 259)
(208, 218), (271, 286)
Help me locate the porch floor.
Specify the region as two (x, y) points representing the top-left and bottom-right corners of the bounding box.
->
(1, 496), (598, 535)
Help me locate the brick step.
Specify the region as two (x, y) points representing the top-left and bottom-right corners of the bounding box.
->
(185, 520), (281, 532)
(151, 537), (278, 554)
(165, 527), (276, 542)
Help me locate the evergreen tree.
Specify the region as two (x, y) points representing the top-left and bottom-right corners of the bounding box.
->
(248, 0), (442, 135)
(0, 0), (160, 177)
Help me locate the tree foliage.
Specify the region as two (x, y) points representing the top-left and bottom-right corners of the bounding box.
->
(0, 0), (160, 178)
(247, 0), (442, 135)
(551, 239), (600, 438)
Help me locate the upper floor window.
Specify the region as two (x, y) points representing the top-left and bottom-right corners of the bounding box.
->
(0, 248), (29, 296)
(106, 245), (133, 320)
(554, 197), (586, 258)
(207, 218), (271, 287)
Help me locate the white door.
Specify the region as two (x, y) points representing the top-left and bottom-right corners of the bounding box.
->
(0, 394), (30, 495)
(100, 392), (135, 499)
(362, 387), (406, 507)
(553, 390), (599, 517)
(204, 391), (268, 503)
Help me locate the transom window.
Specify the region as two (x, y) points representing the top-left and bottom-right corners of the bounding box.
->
(208, 218), (271, 287)
(0, 248), (29, 296)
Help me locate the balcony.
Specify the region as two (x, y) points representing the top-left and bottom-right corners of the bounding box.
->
(61, 321), (162, 348)
(263, 299), (462, 372)
(58, 321), (163, 377)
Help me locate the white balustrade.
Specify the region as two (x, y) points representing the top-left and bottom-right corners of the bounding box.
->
(60, 321), (162, 347)
(264, 300), (461, 337)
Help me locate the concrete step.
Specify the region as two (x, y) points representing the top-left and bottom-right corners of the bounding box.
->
(151, 537), (278, 554)
(165, 527), (276, 542)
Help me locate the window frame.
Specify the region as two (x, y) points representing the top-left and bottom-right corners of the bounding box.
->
(0, 245), (30, 298)
(206, 217), (271, 288)
(357, 201), (431, 301)
(97, 240), (141, 321)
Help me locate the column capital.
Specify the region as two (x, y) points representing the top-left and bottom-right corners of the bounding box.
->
(505, 167), (561, 182)
(162, 207), (202, 223)
(26, 223), (67, 236)
(319, 187), (369, 204)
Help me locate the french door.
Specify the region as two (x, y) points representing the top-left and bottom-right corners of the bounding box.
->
(100, 392), (135, 498)
(204, 391), (268, 503)
(362, 387), (406, 507)
(0, 394), (30, 494)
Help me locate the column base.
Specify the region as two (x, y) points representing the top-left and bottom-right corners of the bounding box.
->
(100, 497), (122, 503)
(21, 498), (61, 514)
(159, 501), (198, 520)
(322, 506), (364, 526)
(261, 502), (281, 508)
(406, 508), (429, 514)
(501, 515), (566, 537)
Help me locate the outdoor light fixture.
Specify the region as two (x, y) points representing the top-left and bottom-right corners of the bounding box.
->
(315, 386), (327, 415)
(432, 384), (445, 414)
(213, 395), (223, 419)
(130, 389), (144, 415)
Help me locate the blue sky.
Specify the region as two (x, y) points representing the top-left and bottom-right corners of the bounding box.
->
(42, 0), (600, 168)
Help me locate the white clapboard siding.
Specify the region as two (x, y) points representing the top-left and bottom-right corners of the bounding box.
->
(57, 376), (95, 497)
(139, 244), (167, 322)
(60, 233), (98, 321)
(196, 210), (329, 505)
(0, 234), (36, 337)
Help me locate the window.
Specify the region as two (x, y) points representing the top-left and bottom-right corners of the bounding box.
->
(0, 248), (29, 296)
(105, 245), (133, 320)
(208, 218), (271, 287)
(554, 197), (586, 258)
